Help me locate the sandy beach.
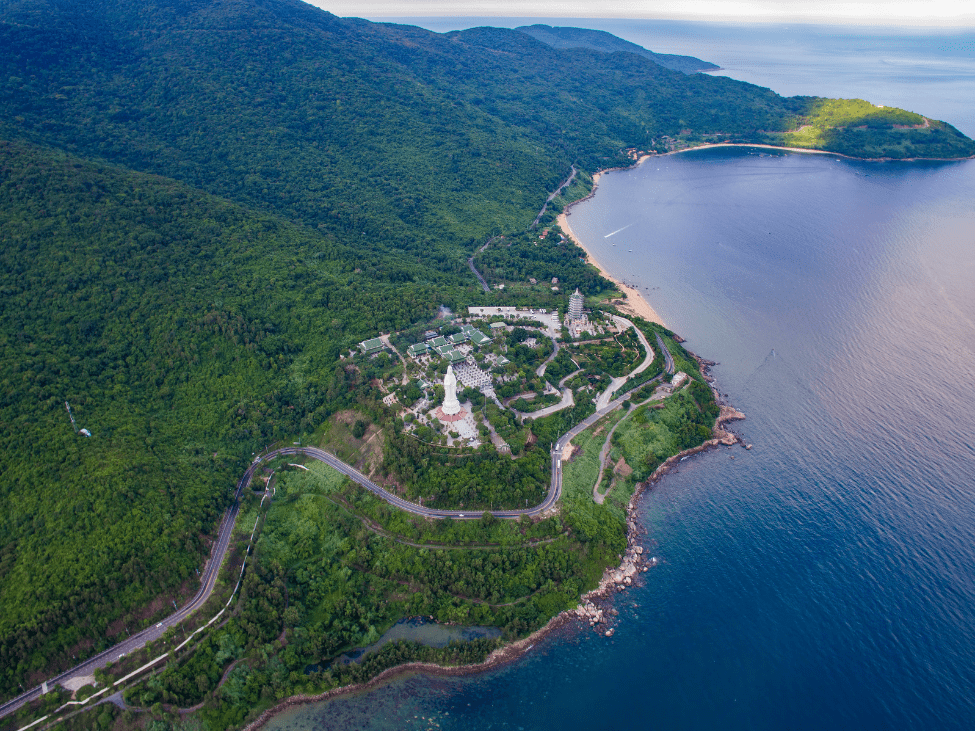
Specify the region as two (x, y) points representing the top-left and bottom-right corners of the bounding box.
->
(665, 141), (834, 157)
(556, 140), (844, 328)
(556, 208), (665, 326)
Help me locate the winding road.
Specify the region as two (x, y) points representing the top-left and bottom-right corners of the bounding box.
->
(1, 331), (675, 724)
(0, 459), (263, 722)
(467, 235), (498, 293)
(595, 315), (657, 410)
(531, 165), (577, 229)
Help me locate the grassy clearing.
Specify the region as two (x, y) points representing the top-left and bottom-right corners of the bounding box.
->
(315, 410), (386, 474)
(277, 460), (348, 498)
(562, 410), (626, 500)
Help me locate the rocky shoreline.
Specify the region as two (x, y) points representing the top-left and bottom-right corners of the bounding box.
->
(574, 378), (746, 635)
(243, 349), (746, 730)
(242, 182), (746, 727)
(241, 610), (578, 731)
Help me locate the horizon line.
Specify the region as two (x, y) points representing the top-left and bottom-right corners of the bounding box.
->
(360, 14), (975, 30)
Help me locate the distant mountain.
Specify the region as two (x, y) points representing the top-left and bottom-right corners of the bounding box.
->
(517, 24), (720, 73)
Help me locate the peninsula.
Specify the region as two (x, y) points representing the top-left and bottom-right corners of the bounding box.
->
(1, 2), (972, 730)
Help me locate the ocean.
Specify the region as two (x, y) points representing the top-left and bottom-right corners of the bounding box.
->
(265, 19), (975, 730)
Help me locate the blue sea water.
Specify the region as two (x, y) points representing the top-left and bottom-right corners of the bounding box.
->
(267, 21), (975, 730)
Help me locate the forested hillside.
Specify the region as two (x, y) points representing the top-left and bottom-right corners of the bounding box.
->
(0, 138), (452, 692)
(1, 0), (973, 699)
(516, 24), (720, 73)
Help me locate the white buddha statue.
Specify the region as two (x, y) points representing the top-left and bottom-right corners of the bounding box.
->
(441, 364), (461, 415)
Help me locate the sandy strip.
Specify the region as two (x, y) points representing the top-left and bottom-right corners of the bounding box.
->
(660, 141), (973, 163)
(557, 209), (665, 326)
(556, 140), (849, 327)
(664, 142), (835, 157)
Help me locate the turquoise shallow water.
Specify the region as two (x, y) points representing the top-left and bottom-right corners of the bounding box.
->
(267, 22), (975, 731)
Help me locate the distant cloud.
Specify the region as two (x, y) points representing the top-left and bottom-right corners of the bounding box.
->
(304, 0), (974, 27)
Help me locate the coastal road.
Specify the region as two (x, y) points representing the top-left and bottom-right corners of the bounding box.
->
(531, 165), (577, 229)
(656, 332), (675, 374)
(1, 335), (676, 722)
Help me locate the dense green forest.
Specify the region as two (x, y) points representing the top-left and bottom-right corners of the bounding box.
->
(113, 461), (614, 730)
(0, 138), (451, 693)
(1, 0), (973, 707)
(515, 24), (720, 73)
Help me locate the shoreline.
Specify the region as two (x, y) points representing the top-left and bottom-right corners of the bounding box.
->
(242, 611), (577, 731)
(243, 389), (748, 731)
(244, 147), (759, 731)
(244, 409), (747, 731)
(649, 140), (974, 163)
(556, 208), (665, 326)
(554, 139), (873, 327)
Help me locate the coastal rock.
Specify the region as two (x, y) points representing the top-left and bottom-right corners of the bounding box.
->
(574, 600), (605, 626)
(567, 353), (746, 645)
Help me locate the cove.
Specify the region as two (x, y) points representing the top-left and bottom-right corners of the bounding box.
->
(262, 145), (975, 731)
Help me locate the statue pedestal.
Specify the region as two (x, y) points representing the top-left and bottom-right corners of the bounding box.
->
(438, 364), (463, 420)
(441, 394), (461, 416)
(433, 406), (468, 423)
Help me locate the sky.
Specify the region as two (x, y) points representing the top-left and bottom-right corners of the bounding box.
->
(304, 0), (975, 27)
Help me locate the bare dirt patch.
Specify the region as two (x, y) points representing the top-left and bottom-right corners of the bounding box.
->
(319, 410), (384, 470)
(351, 425), (386, 476)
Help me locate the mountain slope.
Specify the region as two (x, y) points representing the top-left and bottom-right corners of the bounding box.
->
(0, 137), (449, 692)
(0, 0), (973, 697)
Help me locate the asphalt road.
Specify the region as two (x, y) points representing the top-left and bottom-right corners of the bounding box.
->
(467, 235), (497, 293)
(531, 165), (577, 229)
(656, 331), (676, 374)
(1, 335), (675, 721)
(0, 459), (262, 720)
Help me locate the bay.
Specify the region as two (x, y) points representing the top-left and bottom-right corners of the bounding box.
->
(266, 20), (975, 730)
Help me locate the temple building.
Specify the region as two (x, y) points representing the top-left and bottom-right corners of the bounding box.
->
(568, 288), (584, 321)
